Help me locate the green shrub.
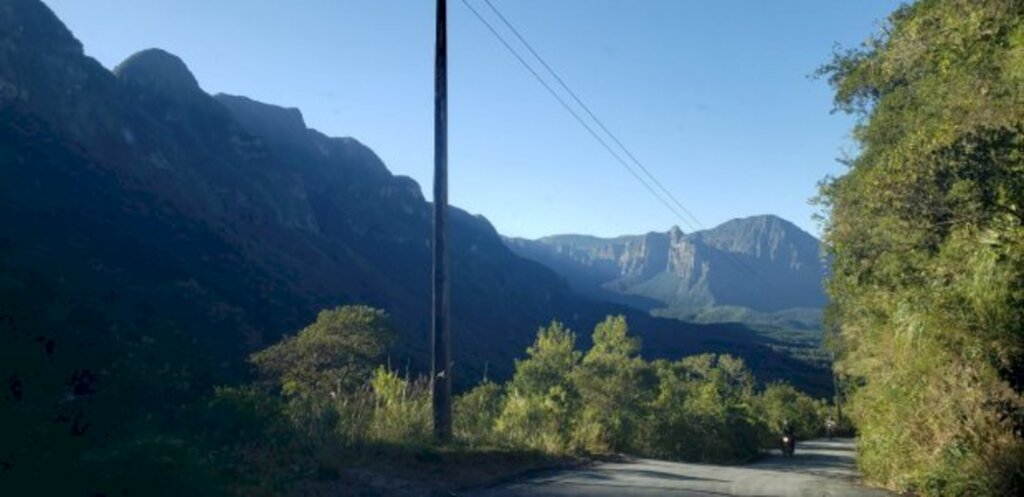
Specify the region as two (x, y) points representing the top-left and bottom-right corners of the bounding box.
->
(454, 381), (505, 447)
(496, 321), (581, 453)
(639, 355), (768, 463)
(758, 382), (824, 440)
(496, 387), (575, 453)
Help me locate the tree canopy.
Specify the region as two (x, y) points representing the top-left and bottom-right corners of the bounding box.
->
(818, 1), (1024, 494)
(250, 306), (393, 400)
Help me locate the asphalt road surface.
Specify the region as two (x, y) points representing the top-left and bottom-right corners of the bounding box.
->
(470, 438), (893, 497)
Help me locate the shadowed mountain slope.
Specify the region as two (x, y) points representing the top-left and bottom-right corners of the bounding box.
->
(0, 0), (829, 396)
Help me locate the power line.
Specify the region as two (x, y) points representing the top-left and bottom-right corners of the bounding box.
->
(480, 0), (703, 230)
(458, 0), (695, 230)
(460, 0), (776, 290)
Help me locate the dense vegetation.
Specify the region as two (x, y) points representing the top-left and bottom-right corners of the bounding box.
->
(1, 303), (830, 495)
(218, 307), (829, 495)
(817, 0), (1024, 494)
(0, 281), (829, 496)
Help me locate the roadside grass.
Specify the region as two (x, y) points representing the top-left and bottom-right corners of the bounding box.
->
(294, 444), (584, 496)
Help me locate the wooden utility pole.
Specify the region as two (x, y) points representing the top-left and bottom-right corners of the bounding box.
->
(432, 0), (452, 442)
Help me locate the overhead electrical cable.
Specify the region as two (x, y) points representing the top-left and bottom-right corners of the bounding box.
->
(480, 0), (703, 230)
(459, 0), (695, 230)
(461, 0), (777, 289)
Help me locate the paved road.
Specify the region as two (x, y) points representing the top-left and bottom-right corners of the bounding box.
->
(470, 438), (893, 497)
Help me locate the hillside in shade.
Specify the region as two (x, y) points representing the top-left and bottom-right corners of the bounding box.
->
(0, 0), (830, 398)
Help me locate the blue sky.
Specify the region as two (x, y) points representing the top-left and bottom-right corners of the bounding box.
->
(43, 0), (900, 238)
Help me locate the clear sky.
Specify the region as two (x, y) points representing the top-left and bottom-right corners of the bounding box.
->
(42, 0), (899, 238)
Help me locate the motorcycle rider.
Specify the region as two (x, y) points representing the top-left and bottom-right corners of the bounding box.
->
(781, 420), (796, 456)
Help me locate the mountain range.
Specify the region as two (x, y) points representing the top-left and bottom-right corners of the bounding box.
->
(0, 0), (829, 395)
(506, 216), (828, 330)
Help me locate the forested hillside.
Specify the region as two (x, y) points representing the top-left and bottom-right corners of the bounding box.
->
(818, 0), (1024, 494)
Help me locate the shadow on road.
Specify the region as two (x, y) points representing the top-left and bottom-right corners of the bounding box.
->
(470, 438), (894, 496)
(797, 440), (856, 452)
(753, 438), (862, 481)
(603, 468), (728, 483)
(757, 453), (853, 469)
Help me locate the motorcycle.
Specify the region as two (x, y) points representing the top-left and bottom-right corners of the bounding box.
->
(781, 434), (796, 457)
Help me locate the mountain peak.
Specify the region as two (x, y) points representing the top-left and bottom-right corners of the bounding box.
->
(0, 0), (82, 55)
(711, 214), (809, 239)
(506, 214), (827, 313)
(114, 48), (202, 97)
(694, 214), (819, 267)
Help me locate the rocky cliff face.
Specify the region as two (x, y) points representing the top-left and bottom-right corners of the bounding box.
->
(506, 215), (828, 325)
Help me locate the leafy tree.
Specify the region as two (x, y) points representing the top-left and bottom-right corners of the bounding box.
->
(638, 359), (694, 458)
(497, 321), (581, 453)
(637, 354), (768, 463)
(571, 316), (654, 453)
(248, 305), (393, 445)
(758, 382), (823, 440)
(678, 354), (765, 462)
(250, 305), (393, 400)
(507, 320), (580, 397)
(817, 1), (1024, 494)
